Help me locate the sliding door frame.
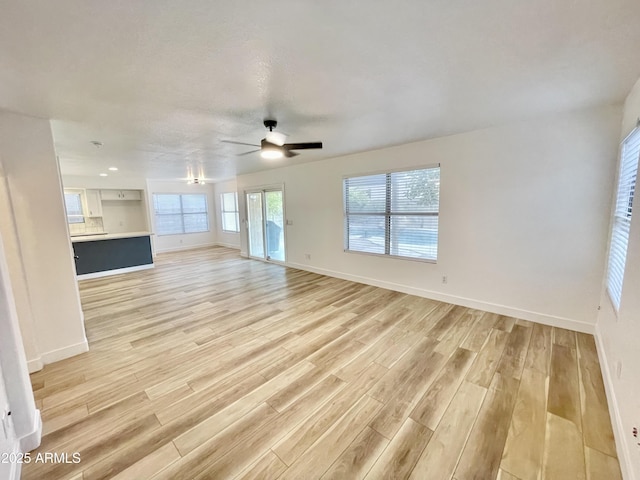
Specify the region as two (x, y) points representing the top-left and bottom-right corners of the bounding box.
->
(244, 184), (287, 265)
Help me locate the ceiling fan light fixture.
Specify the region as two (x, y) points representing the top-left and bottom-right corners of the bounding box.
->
(260, 146), (284, 160)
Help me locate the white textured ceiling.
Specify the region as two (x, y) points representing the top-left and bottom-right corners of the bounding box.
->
(1, 0), (640, 182)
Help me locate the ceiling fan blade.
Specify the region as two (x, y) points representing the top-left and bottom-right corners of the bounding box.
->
(221, 140), (260, 147)
(237, 149), (261, 156)
(284, 150), (299, 158)
(283, 142), (323, 150)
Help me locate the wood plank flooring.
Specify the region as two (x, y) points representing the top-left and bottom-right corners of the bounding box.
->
(23, 246), (621, 479)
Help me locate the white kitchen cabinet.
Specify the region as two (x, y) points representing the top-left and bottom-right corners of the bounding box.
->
(85, 189), (103, 217)
(101, 189), (142, 201)
(121, 190), (142, 200)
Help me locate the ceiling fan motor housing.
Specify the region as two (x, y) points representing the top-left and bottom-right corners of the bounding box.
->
(264, 119), (277, 130)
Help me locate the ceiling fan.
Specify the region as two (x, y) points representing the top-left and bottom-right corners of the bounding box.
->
(222, 120), (323, 159)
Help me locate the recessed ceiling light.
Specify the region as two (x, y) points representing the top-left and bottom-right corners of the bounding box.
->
(99, 173), (108, 177)
(108, 167), (118, 171)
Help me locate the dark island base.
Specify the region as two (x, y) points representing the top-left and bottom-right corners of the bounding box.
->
(73, 236), (153, 276)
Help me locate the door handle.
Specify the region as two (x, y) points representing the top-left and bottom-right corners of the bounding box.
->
(74, 255), (79, 260)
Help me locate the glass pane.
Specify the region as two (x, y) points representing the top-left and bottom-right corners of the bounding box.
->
(154, 194), (181, 214)
(64, 193), (85, 224)
(222, 212), (239, 232)
(265, 190), (284, 262)
(184, 213), (209, 233)
(247, 192), (265, 258)
(346, 215), (385, 255)
(345, 174), (387, 213)
(222, 192), (237, 212)
(390, 215), (438, 260)
(182, 194), (207, 213)
(391, 168), (440, 213)
(156, 214), (183, 235)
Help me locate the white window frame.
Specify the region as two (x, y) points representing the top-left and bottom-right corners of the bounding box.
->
(153, 193), (210, 236)
(220, 192), (240, 233)
(607, 127), (639, 312)
(343, 164), (440, 263)
(64, 191), (85, 224)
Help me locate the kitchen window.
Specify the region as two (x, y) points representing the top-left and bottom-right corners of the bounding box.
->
(221, 192), (240, 233)
(64, 192), (85, 224)
(153, 193), (209, 235)
(344, 165), (440, 261)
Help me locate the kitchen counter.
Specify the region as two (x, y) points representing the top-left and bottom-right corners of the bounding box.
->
(71, 231), (153, 243)
(72, 232), (154, 278)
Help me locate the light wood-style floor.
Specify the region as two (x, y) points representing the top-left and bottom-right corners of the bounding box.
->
(23, 247), (621, 480)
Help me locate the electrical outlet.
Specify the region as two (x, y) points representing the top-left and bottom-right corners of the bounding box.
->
(442, 275), (448, 284)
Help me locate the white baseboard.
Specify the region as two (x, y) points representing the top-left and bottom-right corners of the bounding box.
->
(26, 357), (43, 373)
(155, 242), (217, 254)
(19, 409), (41, 452)
(286, 261), (596, 334)
(215, 242), (241, 250)
(40, 339), (88, 365)
(595, 324), (634, 480)
(77, 263), (154, 280)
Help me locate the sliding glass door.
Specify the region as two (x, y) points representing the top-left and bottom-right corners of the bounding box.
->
(245, 188), (285, 263)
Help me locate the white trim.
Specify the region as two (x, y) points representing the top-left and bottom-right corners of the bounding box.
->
(76, 264), (154, 280)
(342, 162), (441, 179)
(594, 324), (634, 480)
(7, 443), (21, 480)
(215, 242), (241, 250)
(19, 409), (41, 452)
(286, 261), (596, 334)
(26, 358), (43, 373)
(154, 242), (217, 254)
(40, 339), (88, 365)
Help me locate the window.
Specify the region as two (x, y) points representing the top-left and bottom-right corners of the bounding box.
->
(153, 193), (209, 235)
(221, 192), (240, 232)
(64, 192), (85, 224)
(344, 165), (440, 261)
(607, 128), (639, 311)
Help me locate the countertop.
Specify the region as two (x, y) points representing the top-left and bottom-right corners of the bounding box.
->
(70, 231), (153, 243)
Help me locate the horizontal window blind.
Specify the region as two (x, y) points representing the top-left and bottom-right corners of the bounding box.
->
(221, 192), (240, 232)
(607, 128), (639, 311)
(153, 193), (209, 235)
(344, 166), (440, 261)
(64, 192), (85, 224)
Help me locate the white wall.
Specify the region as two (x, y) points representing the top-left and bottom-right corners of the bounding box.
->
(237, 105), (622, 332)
(213, 179), (241, 249)
(596, 77), (640, 480)
(0, 111), (87, 370)
(63, 175), (147, 190)
(146, 180), (217, 253)
(101, 201), (148, 234)
(0, 229), (40, 463)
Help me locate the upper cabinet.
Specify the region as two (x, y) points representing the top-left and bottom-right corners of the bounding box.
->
(101, 189), (142, 201)
(85, 189), (103, 217)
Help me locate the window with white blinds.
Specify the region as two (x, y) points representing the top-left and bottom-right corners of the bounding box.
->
(344, 165), (440, 261)
(607, 128), (639, 311)
(221, 192), (240, 232)
(153, 193), (209, 235)
(64, 192), (85, 224)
